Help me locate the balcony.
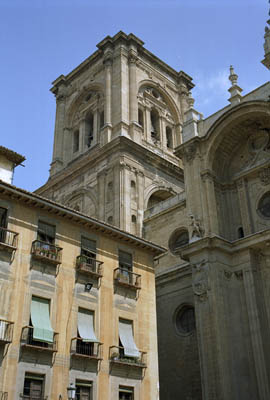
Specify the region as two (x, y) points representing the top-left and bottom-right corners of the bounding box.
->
(0, 319), (14, 344)
(76, 255), (103, 277)
(114, 268), (141, 290)
(0, 227), (18, 251)
(0, 391), (8, 400)
(71, 338), (102, 360)
(20, 395), (47, 400)
(31, 240), (62, 265)
(109, 346), (146, 368)
(21, 326), (58, 353)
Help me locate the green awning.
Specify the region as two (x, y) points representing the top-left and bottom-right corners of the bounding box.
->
(31, 297), (54, 343)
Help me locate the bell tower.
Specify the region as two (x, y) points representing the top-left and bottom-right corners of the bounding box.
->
(36, 32), (194, 235)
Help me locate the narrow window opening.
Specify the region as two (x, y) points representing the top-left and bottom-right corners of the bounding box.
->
(100, 110), (104, 129)
(85, 113), (94, 148)
(166, 126), (173, 149)
(138, 109), (144, 128)
(238, 227), (244, 238)
(150, 109), (160, 142)
(73, 130), (79, 153)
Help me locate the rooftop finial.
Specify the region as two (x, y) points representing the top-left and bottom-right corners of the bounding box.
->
(262, 0), (270, 69)
(228, 65), (242, 105)
(229, 65), (238, 86)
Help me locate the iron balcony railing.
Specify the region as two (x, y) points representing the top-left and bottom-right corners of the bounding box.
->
(0, 226), (18, 249)
(109, 346), (146, 367)
(31, 240), (62, 264)
(20, 395), (47, 400)
(71, 338), (102, 359)
(21, 326), (58, 352)
(76, 255), (103, 276)
(114, 268), (141, 289)
(0, 391), (8, 400)
(0, 319), (14, 344)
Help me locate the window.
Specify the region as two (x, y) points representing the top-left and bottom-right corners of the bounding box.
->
(23, 373), (44, 400)
(76, 309), (97, 356)
(169, 229), (189, 255)
(119, 250), (132, 271)
(75, 380), (92, 400)
(99, 110), (104, 129)
(138, 108), (144, 128)
(73, 130), (79, 153)
(85, 113), (94, 148)
(0, 207), (7, 244)
(258, 191), (270, 218)
(119, 386), (134, 400)
(175, 306), (196, 335)
(150, 109), (160, 142)
(238, 227), (244, 238)
(119, 319), (139, 358)
(29, 296), (54, 345)
(37, 221), (55, 245)
(166, 126), (173, 149)
(81, 237), (96, 259)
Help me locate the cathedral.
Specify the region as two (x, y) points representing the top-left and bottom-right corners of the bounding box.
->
(34, 16), (270, 400)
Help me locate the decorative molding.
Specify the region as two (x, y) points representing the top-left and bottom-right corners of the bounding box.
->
(259, 167), (270, 186)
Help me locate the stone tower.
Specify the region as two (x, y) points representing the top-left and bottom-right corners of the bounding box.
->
(37, 31), (193, 235)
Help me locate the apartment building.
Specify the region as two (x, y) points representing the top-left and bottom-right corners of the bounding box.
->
(0, 147), (165, 400)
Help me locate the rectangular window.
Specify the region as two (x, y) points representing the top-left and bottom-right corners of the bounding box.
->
(119, 386), (134, 400)
(30, 296), (54, 343)
(75, 380), (92, 400)
(37, 221), (55, 244)
(0, 207), (7, 228)
(119, 319), (139, 358)
(23, 373), (45, 399)
(118, 250), (132, 271)
(76, 308), (97, 356)
(81, 237), (96, 259)
(73, 131), (79, 153)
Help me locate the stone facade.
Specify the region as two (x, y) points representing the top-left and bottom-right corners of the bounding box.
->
(34, 28), (270, 400)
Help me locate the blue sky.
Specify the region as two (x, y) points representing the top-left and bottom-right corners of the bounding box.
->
(0, 0), (269, 191)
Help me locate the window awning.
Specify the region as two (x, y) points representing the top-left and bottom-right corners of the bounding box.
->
(119, 320), (140, 358)
(31, 297), (54, 343)
(78, 309), (97, 342)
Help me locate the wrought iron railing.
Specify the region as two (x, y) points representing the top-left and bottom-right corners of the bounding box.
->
(0, 391), (8, 400)
(0, 226), (18, 249)
(31, 240), (62, 264)
(21, 326), (58, 352)
(114, 268), (141, 289)
(20, 395), (47, 400)
(76, 255), (103, 276)
(0, 319), (14, 344)
(109, 346), (146, 367)
(71, 338), (102, 359)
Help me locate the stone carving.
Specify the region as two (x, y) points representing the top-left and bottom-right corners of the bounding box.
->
(192, 260), (209, 302)
(224, 270), (233, 280)
(234, 270), (243, 280)
(259, 167), (270, 186)
(189, 214), (204, 242)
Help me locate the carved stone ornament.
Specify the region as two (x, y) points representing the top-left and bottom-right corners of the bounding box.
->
(192, 260), (210, 302)
(224, 270), (233, 280)
(184, 143), (198, 162)
(259, 167), (270, 186)
(234, 270), (243, 280)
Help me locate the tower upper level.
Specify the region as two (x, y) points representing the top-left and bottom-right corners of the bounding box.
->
(50, 31), (194, 177)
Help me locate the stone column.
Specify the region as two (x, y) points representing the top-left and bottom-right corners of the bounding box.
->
(93, 107), (98, 146)
(136, 170), (145, 236)
(160, 116), (167, 151)
(102, 54), (113, 145)
(128, 52), (138, 124)
(145, 105), (152, 143)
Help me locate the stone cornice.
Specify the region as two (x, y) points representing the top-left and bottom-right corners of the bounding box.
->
(37, 136), (184, 194)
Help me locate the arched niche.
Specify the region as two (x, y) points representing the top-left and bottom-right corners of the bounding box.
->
(147, 189), (175, 209)
(65, 188), (97, 218)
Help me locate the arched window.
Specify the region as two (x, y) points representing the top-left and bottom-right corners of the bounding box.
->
(131, 180), (136, 202)
(85, 113), (94, 148)
(169, 229), (189, 255)
(131, 215), (137, 235)
(166, 126), (173, 149)
(147, 190), (174, 209)
(237, 227), (244, 238)
(138, 108), (144, 129)
(73, 130), (79, 153)
(175, 305), (196, 335)
(150, 109), (160, 142)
